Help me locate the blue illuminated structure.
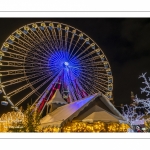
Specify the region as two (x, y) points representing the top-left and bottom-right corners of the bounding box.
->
(48, 50), (85, 102)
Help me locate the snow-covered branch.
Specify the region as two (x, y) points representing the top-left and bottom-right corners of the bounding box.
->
(122, 104), (144, 125)
(122, 73), (150, 125)
(139, 72), (150, 96)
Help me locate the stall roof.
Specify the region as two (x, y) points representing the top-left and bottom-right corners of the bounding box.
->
(40, 93), (127, 128)
(47, 89), (67, 105)
(82, 111), (122, 123)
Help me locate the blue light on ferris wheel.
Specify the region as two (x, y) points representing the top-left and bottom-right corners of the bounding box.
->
(49, 51), (81, 77)
(64, 62), (69, 66)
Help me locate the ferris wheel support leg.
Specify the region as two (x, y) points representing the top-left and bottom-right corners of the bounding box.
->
(39, 101), (47, 116)
(46, 104), (49, 115)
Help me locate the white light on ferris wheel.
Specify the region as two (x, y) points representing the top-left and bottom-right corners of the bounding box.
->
(64, 62), (69, 66)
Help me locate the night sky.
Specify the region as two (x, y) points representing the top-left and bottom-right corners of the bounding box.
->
(0, 18), (150, 115)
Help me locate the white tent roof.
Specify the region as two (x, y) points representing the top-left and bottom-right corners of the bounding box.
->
(82, 111), (121, 123)
(40, 93), (99, 127)
(47, 89), (67, 105)
(40, 93), (127, 128)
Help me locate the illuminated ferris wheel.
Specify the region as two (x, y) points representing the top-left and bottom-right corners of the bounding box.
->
(0, 21), (113, 113)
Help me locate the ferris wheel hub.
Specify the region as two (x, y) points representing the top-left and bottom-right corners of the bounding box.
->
(64, 62), (69, 66)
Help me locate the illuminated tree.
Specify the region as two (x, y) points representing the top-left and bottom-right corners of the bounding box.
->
(122, 73), (150, 126)
(8, 104), (41, 132)
(122, 104), (144, 125)
(21, 104), (41, 132)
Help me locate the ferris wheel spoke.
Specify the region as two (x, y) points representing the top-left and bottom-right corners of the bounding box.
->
(17, 37), (49, 60)
(79, 72), (108, 90)
(2, 51), (49, 64)
(81, 74), (108, 92)
(78, 75), (101, 93)
(12, 28), (34, 45)
(68, 82), (78, 102)
(78, 48), (100, 60)
(20, 28), (51, 56)
(0, 60), (48, 68)
(71, 39), (85, 59)
(35, 28), (53, 54)
(0, 68), (25, 76)
(25, 68), (51, 74)
(71, 43), (91, 61)
(78, 67), (106, 73)
(36, 26), (47, 41)
(27, 30), (51, 56)
(57, 25), (64, 50)
(51, 27), (60, 50)
(12, 36), (34, 50)
(92, 77), (109, 88)
(19, 30), (39, 46)
(47, 30), (59, 51)
(64, 72), (78, 101)
(34, 70), (63, 107)
(80, 65), (105, 70)
(94, 83), (108, 93)
(1, 76), (28, 87)
(74, 64), (104, 70)
(55, 24), (63, 50)
(54, 27), (62, 50)
(44, 26), (59, 51)
(64, 26), (69, 51)
(7, 43), (28, 55)
(2, 51), (25, 61)
(7, 74), (50, 97)
(78, 55), (104, 64)
(70, 79), (83, 100)
(81, 70), (108, 85)
(77, 77), (94, 94)
(95, 76), (109, 84)
(0, 67), (51, 76)
(72, 79), (86, 99)
(80, 61), (106, 67)
(7, 43), (49, 62)
(68, 30), (76, 54)
(25, 56), (49, 64)
(28, 26), (43, 43)
(69, 80), (82, 100)
(68, 36), (80, 59)
(33, 41), (51, 56)
(1, 71), (49, 87)
(78, 63), (104, 69)
(43, 27), (57, 52)
(15, 76), (52, 107)
(94, 80), (108, 91)
(80, 69), (108, 78)
(75, 44), (96, 60)
(37, 25), (56, 51)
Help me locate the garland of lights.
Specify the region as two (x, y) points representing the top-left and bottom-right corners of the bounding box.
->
(40, 121), (130, 133)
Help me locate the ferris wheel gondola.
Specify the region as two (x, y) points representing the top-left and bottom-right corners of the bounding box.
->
(0, 21), (113, 114)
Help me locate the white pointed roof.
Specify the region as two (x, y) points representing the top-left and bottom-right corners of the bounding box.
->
(40, 93), (128, 128)
(82, 111), (121, 123)
(40, 94), (98, 126)
(47, 89), (67, 105)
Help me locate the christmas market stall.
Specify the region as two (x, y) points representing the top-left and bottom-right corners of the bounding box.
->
(40, 92), (131, 132)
